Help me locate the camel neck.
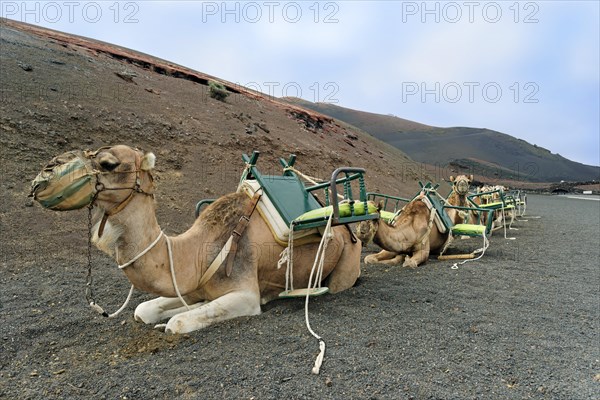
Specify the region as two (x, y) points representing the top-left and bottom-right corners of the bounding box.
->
(95, 194), (201, 297)
(93, 194), (161, 265)
(448, 192), (468, 207)
(118, 196), (161, 264)
(373, 220), (402, 252)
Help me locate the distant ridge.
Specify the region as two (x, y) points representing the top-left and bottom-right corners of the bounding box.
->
(284, 98), (600, 182)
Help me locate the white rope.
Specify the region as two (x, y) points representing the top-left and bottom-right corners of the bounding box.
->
(90, 229), (192, 318)
(439, 229), (454, 256)
(165, 236), (191, 310)
(236, 162), (253, 192)
(89, 284), (135, 318)
(118, 231), (165, 269)
(417, 206), (436, 248)
(276, 212), (333, 373)
(501, 204), (516, 240)
(423, 187), (453, 207)
(508, 203), (518, 229)
(90, 230), (165, 318)
(277, 220), (296, 291)
(283, 166), (344, 200)
(304, 212), (334, 374)
(450, 233), (489, 269)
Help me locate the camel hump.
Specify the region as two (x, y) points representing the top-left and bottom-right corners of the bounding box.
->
(200, 192), (249, 229)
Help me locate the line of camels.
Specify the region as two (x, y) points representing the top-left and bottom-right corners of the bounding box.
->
(31, 145), (519, 335)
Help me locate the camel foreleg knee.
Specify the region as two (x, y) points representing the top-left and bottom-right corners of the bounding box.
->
(164, 290), (261, 334)
(134, 296), (206, 324)
(365, 252), (405, 266)
(403, 245), (430, 268)
(364, 250), (401, 265)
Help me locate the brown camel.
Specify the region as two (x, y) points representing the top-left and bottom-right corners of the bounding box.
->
(447, 175), (480, 224)
(31, 145), (361, 334)
(474, 184), (513, 230)
(356, 175), (475, 268)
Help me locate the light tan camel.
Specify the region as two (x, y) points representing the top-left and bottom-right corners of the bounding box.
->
(356, 175), (475, 268)
(475, 184), (512, 230)
(447, 175), (479, 224)
(356, 199), (449, 268)
(31, 145), (361, 334)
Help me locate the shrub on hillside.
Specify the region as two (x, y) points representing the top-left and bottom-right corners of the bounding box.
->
(208, 81), (229, 102)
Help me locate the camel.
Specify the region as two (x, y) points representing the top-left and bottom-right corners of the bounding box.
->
(474, 184), (513, 230)
(447, 175), (473, 208)
(30, 145), (361, 334)
(356, 175), (475, 268)
(447, 174), (480, 224)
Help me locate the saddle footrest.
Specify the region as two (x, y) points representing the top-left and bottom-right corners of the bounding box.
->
(438, 253), (476, 260)
(278, 287), (329, 298)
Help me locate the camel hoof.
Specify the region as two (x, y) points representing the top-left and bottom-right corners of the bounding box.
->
(164, 314), (201, 335)
(364, 255), (378, 264)
(134, 303), (160, 324)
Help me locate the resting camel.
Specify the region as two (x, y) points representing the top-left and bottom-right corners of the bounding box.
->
(475, 184), (512, 230)
(30, 145), (361, 334)
(356, 175), (475, 268)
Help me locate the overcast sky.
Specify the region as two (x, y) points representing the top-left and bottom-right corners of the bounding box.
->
(3, 1), (599, 166)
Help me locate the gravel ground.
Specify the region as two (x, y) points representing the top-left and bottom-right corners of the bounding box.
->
(1, 194), (598, 399)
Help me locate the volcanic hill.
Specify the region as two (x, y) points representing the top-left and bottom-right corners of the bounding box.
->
(283, 98), (600, 183)
(1, 19), (428, 242)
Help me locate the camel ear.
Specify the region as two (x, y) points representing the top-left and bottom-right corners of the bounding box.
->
(377, 200), (385, 212)
(449, 176), (455, 182)
(469, 174), (473, 182)
(140, 152), (156, 171)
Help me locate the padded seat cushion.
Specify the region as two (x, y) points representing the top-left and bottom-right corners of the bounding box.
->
(380, 210), (397, 223)
(295, 201), (378, 222)
(479, 201), (514, 209)
(452, 223), (486, 236)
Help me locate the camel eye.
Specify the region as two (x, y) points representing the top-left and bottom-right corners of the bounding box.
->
(100, 160), (120, 171)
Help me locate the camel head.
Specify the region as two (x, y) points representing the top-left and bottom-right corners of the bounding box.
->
(356, 218), (379, 244)
(449, 174), (473, 196)
(30, 145), (155, 211)
(355, 200), (384, 244)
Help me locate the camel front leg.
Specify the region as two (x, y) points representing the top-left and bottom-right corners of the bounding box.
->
(364, 250), (406, 266)
(402, 241), (430, 268)
(164, 290), (261, 334)
(134, 296), (207, 324)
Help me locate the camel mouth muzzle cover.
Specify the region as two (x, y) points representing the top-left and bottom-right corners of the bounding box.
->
(30, 150), (98, 211)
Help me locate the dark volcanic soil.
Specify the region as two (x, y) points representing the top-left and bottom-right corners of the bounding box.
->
(1, 20), (599, 400)
(1, 196), (599, 399)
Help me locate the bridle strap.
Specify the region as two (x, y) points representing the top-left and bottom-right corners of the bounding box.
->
(93, 152), (154, 238)
(97, 189), (137, 237)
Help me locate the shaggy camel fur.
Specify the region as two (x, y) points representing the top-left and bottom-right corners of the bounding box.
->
(34, 145), (361, 334)
(356, 175), (475, 268)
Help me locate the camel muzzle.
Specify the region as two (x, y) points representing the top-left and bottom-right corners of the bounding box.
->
(455, 180), (470, 195)
(30, 150), (98, 211)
